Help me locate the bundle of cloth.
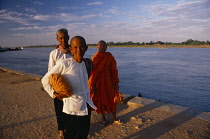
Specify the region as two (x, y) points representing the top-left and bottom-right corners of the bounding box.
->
(49, 74), (72, 100)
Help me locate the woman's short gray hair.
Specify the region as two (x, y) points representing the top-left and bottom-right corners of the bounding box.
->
(56, 28), (68, 37)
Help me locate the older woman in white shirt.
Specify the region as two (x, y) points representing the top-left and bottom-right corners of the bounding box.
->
(42, 36), (96, 139)
(48, 28), (71, 71)
(48, 28), (71, 139)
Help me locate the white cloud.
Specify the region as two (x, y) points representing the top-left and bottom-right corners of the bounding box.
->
(126, 0), (210, 42)
(12, 32), (54, 38)
(57, 6), (79, 10)
(33, 13), (97, 22)
(87, 1), (103, 6)
(103, 21), (127, 28)
(25, 8), (36, 13)
(98, 13), (110, 18)
(0, 10), (7, 14)
(9, 31), (58, 47)
(10, 26), (46, 31)
(146, 0), (210, 19)
(0, 10), (35, 25)
(13, 24), (64, 32)
(1, 0), (209, 47)
(106, 8), (119, 15)
(10, 23), (87, 35)
(81, 14), (97, 19)
(57, 6), (69, 10)
(33, 1), (44, 5)
(0, 20), (6, 23)
(33, 14), (53, 21)
(58, 13), (81, 21)
(128, 15), (151, 20)
(12, 33), (26, 36)
(46, 25), (65, 32)
(3, 16), (209, 47)
(64, 17), (210, 43)
(59, 13), (97, 21)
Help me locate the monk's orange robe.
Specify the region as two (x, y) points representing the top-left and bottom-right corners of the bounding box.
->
(88, 52), (119, 114)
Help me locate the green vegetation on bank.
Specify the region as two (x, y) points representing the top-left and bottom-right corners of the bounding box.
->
(23, 39), (210, 48)
(24, 44), (57, 48)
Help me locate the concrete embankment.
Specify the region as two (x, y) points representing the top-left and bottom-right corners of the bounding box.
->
(0, 67), (210, 139)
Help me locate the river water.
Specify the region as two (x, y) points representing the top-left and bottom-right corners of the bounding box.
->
(0, 47), (210, 112)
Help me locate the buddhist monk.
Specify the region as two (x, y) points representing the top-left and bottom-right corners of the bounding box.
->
(88, 40), (122, 126)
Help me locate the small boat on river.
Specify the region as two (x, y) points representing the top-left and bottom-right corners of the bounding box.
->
(0, 47), (23, 52)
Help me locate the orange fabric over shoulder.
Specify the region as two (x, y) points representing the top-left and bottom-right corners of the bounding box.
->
(50, 74), (73, 100)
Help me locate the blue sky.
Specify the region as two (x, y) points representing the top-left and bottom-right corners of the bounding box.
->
(0, 0), (209, 47)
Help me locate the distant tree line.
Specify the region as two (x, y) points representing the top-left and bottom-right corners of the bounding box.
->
(24, 44), (56, 48)
(181, 39), (209, 45)
(88, 39), (210, 46)
(111, 39), (209, 46)
(23, 39), (209, 48)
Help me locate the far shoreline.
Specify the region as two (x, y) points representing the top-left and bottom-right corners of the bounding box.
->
(95, 44), (210, 48)
(20, 44), (210, 49)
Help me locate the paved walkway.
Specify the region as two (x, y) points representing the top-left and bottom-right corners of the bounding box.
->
(0, 67), (210, 139)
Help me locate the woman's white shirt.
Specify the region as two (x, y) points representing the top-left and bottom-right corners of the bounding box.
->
(48, 48), (71, 71)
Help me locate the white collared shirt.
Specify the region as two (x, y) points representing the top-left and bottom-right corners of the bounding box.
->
(48, 47), (71, 71)
(42, 58), (97, 116)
